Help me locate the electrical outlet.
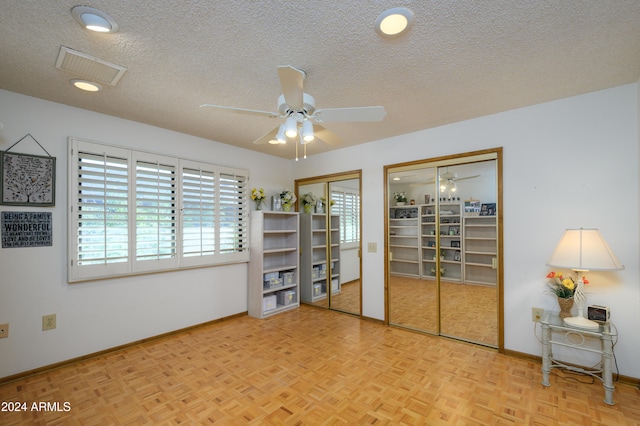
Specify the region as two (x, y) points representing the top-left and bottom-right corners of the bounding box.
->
(532, 307), (544, 322)
(0, 323), (8, 338)
(42, 314), (56, 331)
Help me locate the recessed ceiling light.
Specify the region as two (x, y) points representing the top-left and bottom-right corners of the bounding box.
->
(71, 6), (119, 33)
(71, 79), (103, 92)
(376, 7), (414, 36)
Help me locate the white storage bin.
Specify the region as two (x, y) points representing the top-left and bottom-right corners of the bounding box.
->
(263, 295), (277, 312)
(277, 290), (296, 306)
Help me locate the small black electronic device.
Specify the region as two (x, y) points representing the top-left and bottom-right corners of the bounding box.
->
(587, 305), (610, 323)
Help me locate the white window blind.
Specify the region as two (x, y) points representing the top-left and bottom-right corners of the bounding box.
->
(70, 143), (131, 280)
(218, 168), (249, 258)
(68, 138), (249, 282)
(181, 161), (216, 267)
(134, 154), (178, 272)
(332, 189), (360, 244)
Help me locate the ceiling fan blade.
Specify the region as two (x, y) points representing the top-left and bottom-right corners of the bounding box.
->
(252, 127), (280, 145)
(277, 66), (305, 110)
(312, 125), (343, 146)
(453, 174), (481, 181)
(313, 106), (386, 123)
(200, 104), (280, 118)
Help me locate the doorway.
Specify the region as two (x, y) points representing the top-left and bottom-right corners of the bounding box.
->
(295, 171), (362, 316)
(385, 149), (503, 349)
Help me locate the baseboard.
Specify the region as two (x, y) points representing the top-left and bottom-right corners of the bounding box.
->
(0, 311), (248, 386)
(504, 348), (640, 388)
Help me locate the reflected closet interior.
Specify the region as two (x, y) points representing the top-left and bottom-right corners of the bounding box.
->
(386, 151), (502, 348)
(296, 173), (362, 316)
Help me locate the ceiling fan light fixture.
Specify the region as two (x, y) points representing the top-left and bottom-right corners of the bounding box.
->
(276, 124), (287, 144)
(301, 119), (314, 143)
(71, 79), (102, 92)
(376, 7), (414, 36)
(71, 6), (119, 33)
(285, 115), (298, 138)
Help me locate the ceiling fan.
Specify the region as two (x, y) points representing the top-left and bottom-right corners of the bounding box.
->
(434, 168), (480, 195)
(200, 65), (386, 157)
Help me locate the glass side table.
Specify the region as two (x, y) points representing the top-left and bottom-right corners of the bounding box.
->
(540, 313), (615, 405)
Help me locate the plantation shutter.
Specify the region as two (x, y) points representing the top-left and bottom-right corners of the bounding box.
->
(181, 161), (216, 267)
(218, 167), (249, 260)
(69, 142), (131, 281)
(345, 192), (360, 243)
(331, 189), (360, 244)
(134, 153), (178, 272)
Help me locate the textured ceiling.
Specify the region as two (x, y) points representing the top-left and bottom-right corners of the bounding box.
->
(1, 1), (640, 159)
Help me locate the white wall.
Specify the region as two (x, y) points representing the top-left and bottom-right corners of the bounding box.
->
(0, 90), (293, 378)
(293, 84), (640, 379)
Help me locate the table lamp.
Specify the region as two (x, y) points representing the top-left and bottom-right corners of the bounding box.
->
(546, 228), (624, 330)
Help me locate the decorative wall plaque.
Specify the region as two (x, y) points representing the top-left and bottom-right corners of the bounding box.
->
(1, 211), (52, 248)
(1, 151), (55, 206)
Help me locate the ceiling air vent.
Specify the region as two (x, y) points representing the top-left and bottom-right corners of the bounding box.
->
(55, 46), (127, 86)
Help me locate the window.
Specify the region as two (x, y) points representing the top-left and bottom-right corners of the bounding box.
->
(68, 139), (249, 282)
(331, 188), (360, 245)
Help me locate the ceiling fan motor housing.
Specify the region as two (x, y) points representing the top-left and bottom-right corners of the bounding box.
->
(278, 93), (316, 118)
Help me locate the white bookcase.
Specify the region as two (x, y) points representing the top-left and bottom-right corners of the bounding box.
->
(248, 211), (300, 318)
(420, 203), (463, 281)
(299, 213), (341, 303)
(389, 206), (420, 277)
(463, 215), (498, 285)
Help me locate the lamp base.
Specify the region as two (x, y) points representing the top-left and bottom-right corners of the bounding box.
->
(563, 315), (600, 330)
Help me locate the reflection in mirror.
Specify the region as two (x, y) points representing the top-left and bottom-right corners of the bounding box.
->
(328, 179), (361, 316)
(387, 157), (499, 347)
(388, 167), (438, 333)
(438, 161), (497, 346)
(298, 182), (329, 309)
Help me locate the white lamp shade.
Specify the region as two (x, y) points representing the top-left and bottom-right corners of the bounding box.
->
(301, 119), (314, 143)
(276, 124), (286, 143)
(546, 228), (624, 271)
(285, 115), (298, 138)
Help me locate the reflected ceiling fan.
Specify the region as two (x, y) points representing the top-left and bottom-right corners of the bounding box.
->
(200, 65), (386, 158)
(433, 168), (481, 196)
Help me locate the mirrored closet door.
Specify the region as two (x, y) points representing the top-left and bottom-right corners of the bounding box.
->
(385, 150), (502, 348)
(296, 172), (361, 316)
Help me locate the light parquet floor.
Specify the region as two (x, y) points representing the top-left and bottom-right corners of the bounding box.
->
(1, 305), (639, 425)
(389, 276), (498, 346)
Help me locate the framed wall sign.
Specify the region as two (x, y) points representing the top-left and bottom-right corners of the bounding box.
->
(1, 150), (56, 206)
(1, 211), (53, 248)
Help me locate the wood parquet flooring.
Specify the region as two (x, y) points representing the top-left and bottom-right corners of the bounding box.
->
(389, 276), (498, 346)
(1, 305), (639, 425)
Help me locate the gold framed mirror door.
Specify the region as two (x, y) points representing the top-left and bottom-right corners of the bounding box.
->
(295, 171), (362, 316)
(385, 149), (503, 349)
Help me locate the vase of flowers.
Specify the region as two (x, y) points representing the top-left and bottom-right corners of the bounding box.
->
(279, 189), (296, 212)
(393, 191), (408, 206)
(251, 187), (266, 210)
(546, 271), (577, 318)
(430, 266), (445, 276)
(301, 192), (317, 213)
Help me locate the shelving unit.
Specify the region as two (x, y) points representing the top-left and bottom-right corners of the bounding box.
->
(390, 202), (497, 284)
(248, 211), (300, 318)
(389, 206), (420, 277)
(421, 203), (462, 281)
(463, 215), (498, 285)
(299, 213), (341, 303)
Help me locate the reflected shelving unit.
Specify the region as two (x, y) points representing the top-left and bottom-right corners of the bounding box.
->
(389, 206), (420, 277)
(299, 213), (341, 303)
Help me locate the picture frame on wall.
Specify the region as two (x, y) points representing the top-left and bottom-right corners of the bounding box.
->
(1, 151), (56, 206)
(480, 203), (496, 216)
